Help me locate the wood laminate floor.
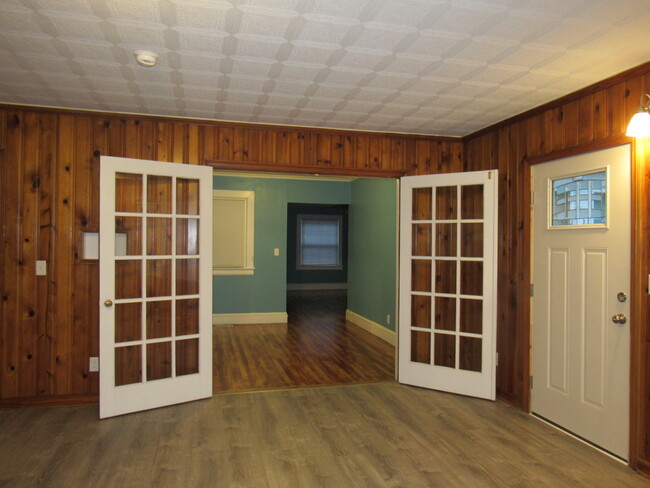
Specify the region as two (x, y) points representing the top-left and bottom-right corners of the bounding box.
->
(1, 382), (648, 487)
(213, 290), (395, 393)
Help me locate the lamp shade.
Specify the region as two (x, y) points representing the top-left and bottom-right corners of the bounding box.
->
(626, 110), (650, 137)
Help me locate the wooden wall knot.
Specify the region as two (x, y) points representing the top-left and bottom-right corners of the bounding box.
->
(32, 176), (40, 189)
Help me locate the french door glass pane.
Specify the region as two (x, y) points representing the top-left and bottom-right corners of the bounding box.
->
(176, 339), (199, 376)
(412, 224), (432, 256)
(411, 295), (431, 329)
(147, 259), (172, 297)
(411, 260), (432, 292)
(115, 260), (142, 299)
(115, 302), (141, 343)
(435, 223), (456, 257)
(436, 186), (457, 220)
(411, 331), (431, 364)
(147, 342), (172, 381)
(176, 259), (199, 295)
(434, 296), (456, 331)
(176, 299), (199, 335)
(412, 188), (432, 220)
(146, 301), (172, 339)
(460, 261), (483, 296)
(176, 178), (200, 215)
(435, 260), (456, 294)
(147, 175), (172, 214)
(460, 299), (483, 334)
(115, 345), (142, 386)
(115, 217), (142, 256)
(460, 337), (482, 372)
(461, 185), (484, 219)
(461, 223), (483, 257)
(116, 173), (142, 213)
(176, 218), (199, 255)
(434, 333), (455, 368)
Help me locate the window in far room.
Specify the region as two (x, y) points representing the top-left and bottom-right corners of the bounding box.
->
(296, 214), (343, 269)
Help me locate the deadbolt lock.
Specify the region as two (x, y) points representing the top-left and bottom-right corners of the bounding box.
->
(617, 292), (627, 303)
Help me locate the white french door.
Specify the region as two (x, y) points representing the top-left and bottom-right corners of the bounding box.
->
(398, 170), (498, 400)
(531, 144), (631, 459)
(99, 156), (213, 418)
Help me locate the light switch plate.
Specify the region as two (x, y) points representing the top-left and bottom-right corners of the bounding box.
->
(89, 357), (99, 372)
(36, 260), (47, 276)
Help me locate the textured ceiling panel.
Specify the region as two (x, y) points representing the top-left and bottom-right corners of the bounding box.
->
(1, 0), (649, 136)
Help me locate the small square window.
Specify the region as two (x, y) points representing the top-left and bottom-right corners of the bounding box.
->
(550, 170), (607, 228)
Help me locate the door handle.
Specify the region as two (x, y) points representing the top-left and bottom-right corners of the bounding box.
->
(104, 299), (113, 308)
(612, 314), (627, 325)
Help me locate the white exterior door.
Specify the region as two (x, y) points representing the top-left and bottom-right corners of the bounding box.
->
(531, 144), (631, 459)
(99, 156), (213, 418)
(398, 170), (498, 400)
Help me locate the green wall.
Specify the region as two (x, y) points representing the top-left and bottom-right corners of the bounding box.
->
(213, 176), (351, 314)
(348, 179), (398, 332)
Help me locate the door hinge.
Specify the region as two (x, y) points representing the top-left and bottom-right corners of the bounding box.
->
(488, 171), (493, 179)
(530, 284), (534, 297)
(530, 375), (533, 389)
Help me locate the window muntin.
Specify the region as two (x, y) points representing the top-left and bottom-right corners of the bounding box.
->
(550, 170), (607, 228)
(297, 215), (342, 269)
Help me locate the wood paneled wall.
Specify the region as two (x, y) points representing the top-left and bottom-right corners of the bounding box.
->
(0, 106), (462, 404)
(463, 61), (650, 472)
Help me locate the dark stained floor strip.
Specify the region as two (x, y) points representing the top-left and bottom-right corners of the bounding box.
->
(213, 289), (395, 393)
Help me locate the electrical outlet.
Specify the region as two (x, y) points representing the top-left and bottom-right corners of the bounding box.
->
(386, 314), (391, 325)
(89, 357), (99, 372)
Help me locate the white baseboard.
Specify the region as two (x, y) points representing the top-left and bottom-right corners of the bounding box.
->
(345, 309), (396, 346)
(286, 283), (348, 291)
(212, 312), (288, 325)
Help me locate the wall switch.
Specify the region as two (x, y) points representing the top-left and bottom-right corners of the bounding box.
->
(36, 260), (47, 276)
(386, 314), (391, 325)
(89, 357), (99, 372)
(274, 248), (280, 256)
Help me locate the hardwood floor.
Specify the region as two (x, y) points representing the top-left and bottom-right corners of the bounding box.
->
(1, 382), (648, 487)
(213, 290), (395, 393)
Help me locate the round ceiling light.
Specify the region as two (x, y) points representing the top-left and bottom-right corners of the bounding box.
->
(134, 50), (159, 68)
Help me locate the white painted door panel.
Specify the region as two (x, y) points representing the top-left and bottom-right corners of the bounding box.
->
(99, 156), (213, 418)
(531, 144), (630, 459)
(398, 170), (498, 400)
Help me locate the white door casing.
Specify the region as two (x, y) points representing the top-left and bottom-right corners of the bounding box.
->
(398, 170), (498, 400)
(531, 144), (631, 459)
(99, 156), (213, 418)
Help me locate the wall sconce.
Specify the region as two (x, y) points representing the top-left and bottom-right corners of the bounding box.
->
(626, 94), (650, 137)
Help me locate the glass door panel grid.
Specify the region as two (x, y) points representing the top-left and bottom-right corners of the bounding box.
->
(114, 172), (202, 386)
(410, 184), (485, 372)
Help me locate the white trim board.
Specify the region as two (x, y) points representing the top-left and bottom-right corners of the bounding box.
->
(213, 312), (288, 325)
(345, 310), (396, 346)
(287, 283), (348, 291)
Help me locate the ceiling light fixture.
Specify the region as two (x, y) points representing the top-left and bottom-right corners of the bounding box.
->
(626, 94), (650, 137)
(133, 50), (159, 68)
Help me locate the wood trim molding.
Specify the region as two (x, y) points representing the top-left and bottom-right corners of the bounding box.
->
(524, 135), (632, 166)
(206, 159), (406, 178)
(629, 137), (648, 469)
(0, 393), (99, 408)
(345, 309), (396, 346)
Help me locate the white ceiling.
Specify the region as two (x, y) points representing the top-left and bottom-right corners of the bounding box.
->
(1, 0), (649, 137)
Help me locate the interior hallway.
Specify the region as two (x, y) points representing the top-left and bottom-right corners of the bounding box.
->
(213, 289), (395, 393)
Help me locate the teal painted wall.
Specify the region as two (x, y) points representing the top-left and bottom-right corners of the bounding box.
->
(348, 179), (398, 332)
(213, 176), (351, 314)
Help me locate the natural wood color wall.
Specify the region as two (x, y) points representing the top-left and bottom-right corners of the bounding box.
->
(0, 105), (462, 404)
(463, 61), (650, 472)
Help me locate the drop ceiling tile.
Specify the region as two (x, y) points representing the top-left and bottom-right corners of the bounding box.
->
(86, 78), (131, 93)
(229, 57), (276, 77)
(232, 36), (285, 60)
(298, 15), (357, 46)
(55, 39), (116, 63)
(0, 7), (41, 33)
(175, 3), (232, 31)
(109, 20), (167, 48)
(351, 23), (415, 53)
(176, 29), (228, 53)
(284, 42), (340, 66)
(38, 10), (106, 41)
(308, 0), (370, 20)
(105, 0), (162, 24)
(0, 31), (62, 56)
(238, 9), (297, 39)
(326, 66), (373, 86)
(407, 30), (469, 58)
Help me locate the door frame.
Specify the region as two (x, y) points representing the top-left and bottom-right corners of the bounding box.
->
(524, 135), (643, 466)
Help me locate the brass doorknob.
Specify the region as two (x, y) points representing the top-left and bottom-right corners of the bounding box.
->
(104, 299), (113, 307)
(612, 313), (627, 325)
